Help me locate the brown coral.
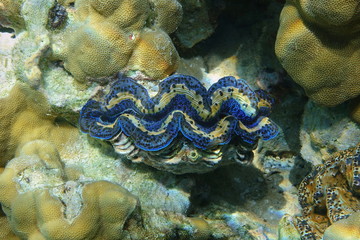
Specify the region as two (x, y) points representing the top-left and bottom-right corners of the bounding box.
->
(275, 0), (360, 121)
(0, 140), (140, 240)
(58, 0), (181, 83)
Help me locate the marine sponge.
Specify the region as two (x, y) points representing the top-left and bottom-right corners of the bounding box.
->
(58, 0), (181, 83)
(275, 0), (360, 121)
(0, 83), (77, 167)
(0, 140), (140, 240)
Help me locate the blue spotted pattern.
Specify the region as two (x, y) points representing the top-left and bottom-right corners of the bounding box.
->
(79, 74), (279, 151)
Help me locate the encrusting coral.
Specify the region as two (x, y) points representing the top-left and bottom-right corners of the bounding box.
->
(275, 0), (360, 122)
(279, 143), (360, 240)
(0, 140), (140, 240)
(0, 83), (77, 167)
(56, 0), (182, 83)
(0, 0), (25, 31)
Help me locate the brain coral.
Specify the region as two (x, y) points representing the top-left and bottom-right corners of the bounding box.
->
(0, 83), (77, 167)
(0, 140), (140, 240)
(58, 0), (182, 83)
(275, 0), (360, 122)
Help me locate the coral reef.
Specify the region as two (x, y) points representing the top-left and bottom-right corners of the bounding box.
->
(0, 123), (267, 239)
(80, 74), (279, 173)
(3, 0), (360, 239)
(0, 140), (140, 240)
(55, 0), (181, 83)
(275, 0), (360, 122)
(0, 83), (77, 167)
(300, 101), (360, 166)
(0, 0), (183, 117)
(0, 0), (25, 31)
(279, 144), (360, 239)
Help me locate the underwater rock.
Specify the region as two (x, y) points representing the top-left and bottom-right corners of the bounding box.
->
(275, 0), (360, 122)
(300, 101), (360, 166)
(80, 74), (279, 173)
(175, 0), (220, 48)
(0, 123), (261, 239)
(279, 144), (360, 239)
(0, 32), (16, 98)
(0, 0), (99, 119)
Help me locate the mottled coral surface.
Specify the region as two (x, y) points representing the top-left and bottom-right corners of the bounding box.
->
(275, 0), (360, 122)
(57, 0), (181, 83)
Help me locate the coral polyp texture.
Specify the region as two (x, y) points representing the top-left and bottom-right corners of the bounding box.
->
(0, 0), (25, 31)
(80, 74), (279, 173)
(279, 143), (360, 240)
(56, 0), (182, 83)
(275, 0), (360, 122)
(0, 83), (77, 167)
(0, 140), (140, 240)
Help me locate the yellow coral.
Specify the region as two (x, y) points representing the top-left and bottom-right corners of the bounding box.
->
(0, 83), (77, 167)
(323, 212), (360, 240)
(149, 0), (183, 33)
(278, 215), (302, 240)
(128, 28), (180, 79)
(275, 0), (360, 120)
(188, 217), (211, 240)
(0, 214), (20, 240)
(0, 0), (25, 31)
(0, 140), (140, 240)
(59, 0), (181, 83)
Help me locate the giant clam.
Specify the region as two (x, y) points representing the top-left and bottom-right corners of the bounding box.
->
(80, 74), (279, 173)
(280, 144), (360, 239)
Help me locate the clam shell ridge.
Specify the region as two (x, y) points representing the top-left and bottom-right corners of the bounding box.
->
(79, 74), (279, 152)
